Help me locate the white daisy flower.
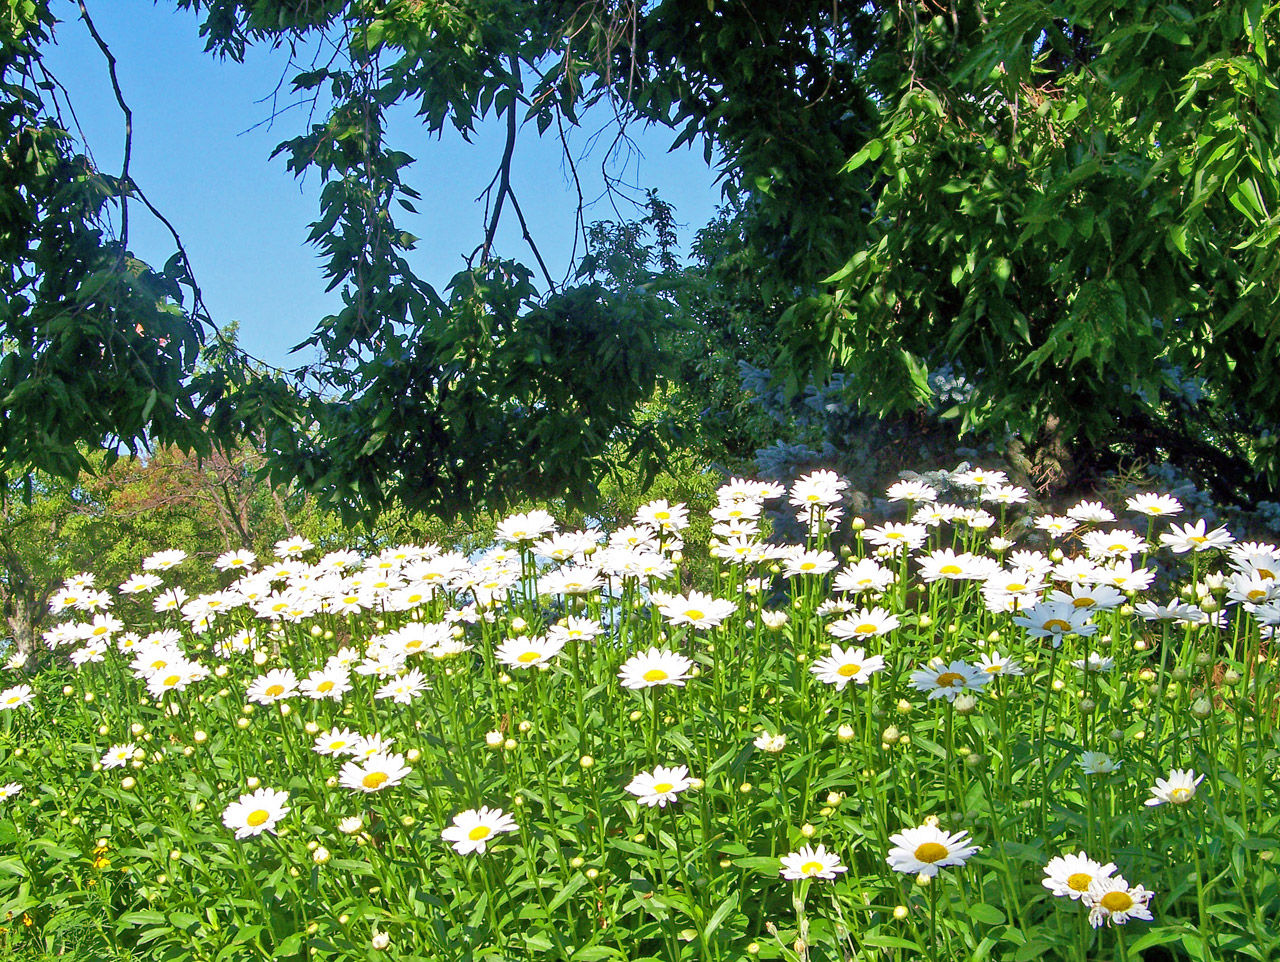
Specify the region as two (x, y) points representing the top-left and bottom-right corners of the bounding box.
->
(780, 844), (848, 881)
(781, 549), (839, 578)
(975, 652), (1023, 677)
(119, 573), (163, 594)
(1085, 876), (1155, 928)
(495, 634), (568, 669)
(626, 764), (691, 808)
(618, 648), (694, 689)
(274, 536), (315, 558)
(635, 500), (690, 532)
(1144, 768), (1204, 807)
(374, 669), (431, 704)
(339, 752), (412, 793)
(810, 644), (885, 690)
(245, 668), (299, 704)
(495, 510), (557, 544)
(100, 742), (138, 769)
(753, 731), (787, 753)
(142, 549), (187, 571)
(832, 559), (896, 595)
(214, 550), (257, 572)
(657, 591), (737, 630)
(1043, 851), (1116, 900)
(1066, 500), (1115, 523)
(440, 806), (518, 855)
(827, 607), (900, 640)
(909, 659), (988, 701)
(1078, 752), (1121, 775)
(1160, 520), (1234, 554)
(886, 823), (980, 877)
(222, 787), (290, 839)
(1071, 652), (1113, 673)
(297, 667), (351, 701)
(313, 728), (363, 757)
(885, 479), (938, 503)
(1125, 493), (1182, 517)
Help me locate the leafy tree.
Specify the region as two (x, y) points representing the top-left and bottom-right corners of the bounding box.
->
(182, 0), (1280, 503)
(0, 465), (113, 666)
(0, 4), (238, 487)
(800, 3), (1280, 500)
(5, 1), (1278, 522)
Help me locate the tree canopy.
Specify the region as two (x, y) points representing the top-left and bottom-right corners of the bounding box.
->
(2, 1), (1278, 519)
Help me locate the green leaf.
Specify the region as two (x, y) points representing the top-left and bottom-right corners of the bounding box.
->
(968, 902), (1005, 925)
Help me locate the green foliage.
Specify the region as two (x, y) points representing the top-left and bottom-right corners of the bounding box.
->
(801, 2), (1280, 498)
(0, 3), (229, 485)
(6, 0), (1280, 523)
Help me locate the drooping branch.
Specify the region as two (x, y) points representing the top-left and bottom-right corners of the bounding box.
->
(77, 1), (131, 262)
(475, 54), (557, 292)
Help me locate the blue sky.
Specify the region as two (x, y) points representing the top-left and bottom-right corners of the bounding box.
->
(42, 2), (723, 368)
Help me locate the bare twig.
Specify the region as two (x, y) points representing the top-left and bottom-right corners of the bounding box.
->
(480, 55), (522, 265)
(77, 1), (131, 261)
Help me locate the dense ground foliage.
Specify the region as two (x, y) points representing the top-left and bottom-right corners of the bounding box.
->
(0, 467), (1278, 960)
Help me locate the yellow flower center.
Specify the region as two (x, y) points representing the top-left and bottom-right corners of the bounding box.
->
(92, 625), (109, 635)
(1170, 787), (1192, 803)
(318, 681), (335, 693)
(1107, 543), (1127, 553)
(652, 782), (674, 794)
(265, 684), (285, 697)
(150, 659), (168, 670)
(1067, 872), (1092, 892)
(1100, 891), (1134, 913)
(468, 826), (492, 841)
(1248, 589), (1266, 601)
(684, 609), (705, 622)
(940, 564), (962, 575)
(517, 651), (542, 663)
(1072, 597), (1094, 608)
(935, 672), (964, 688)
(837, 664), (862, 677)
(983, 664), (1002, 674)
(1044, 619), (1071, 632)
(1260, 568), (1275, 579)
(362, 772), (389, 790)
(913, 842), (948, 863)
(800, 563), (816, 571)
(801, 860), (824, 876)
(246, 810), (270, 827)
(854, 623), (877, 635)
(643, 668), (669, 683)
(1007, 583), (1026, 592)
(1189, 536), (1207, 544)
(163, 674), (181, 688)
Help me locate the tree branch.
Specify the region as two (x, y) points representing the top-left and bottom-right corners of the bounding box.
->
(77, 1), (131, 263)
(480, 56), (522, 265)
